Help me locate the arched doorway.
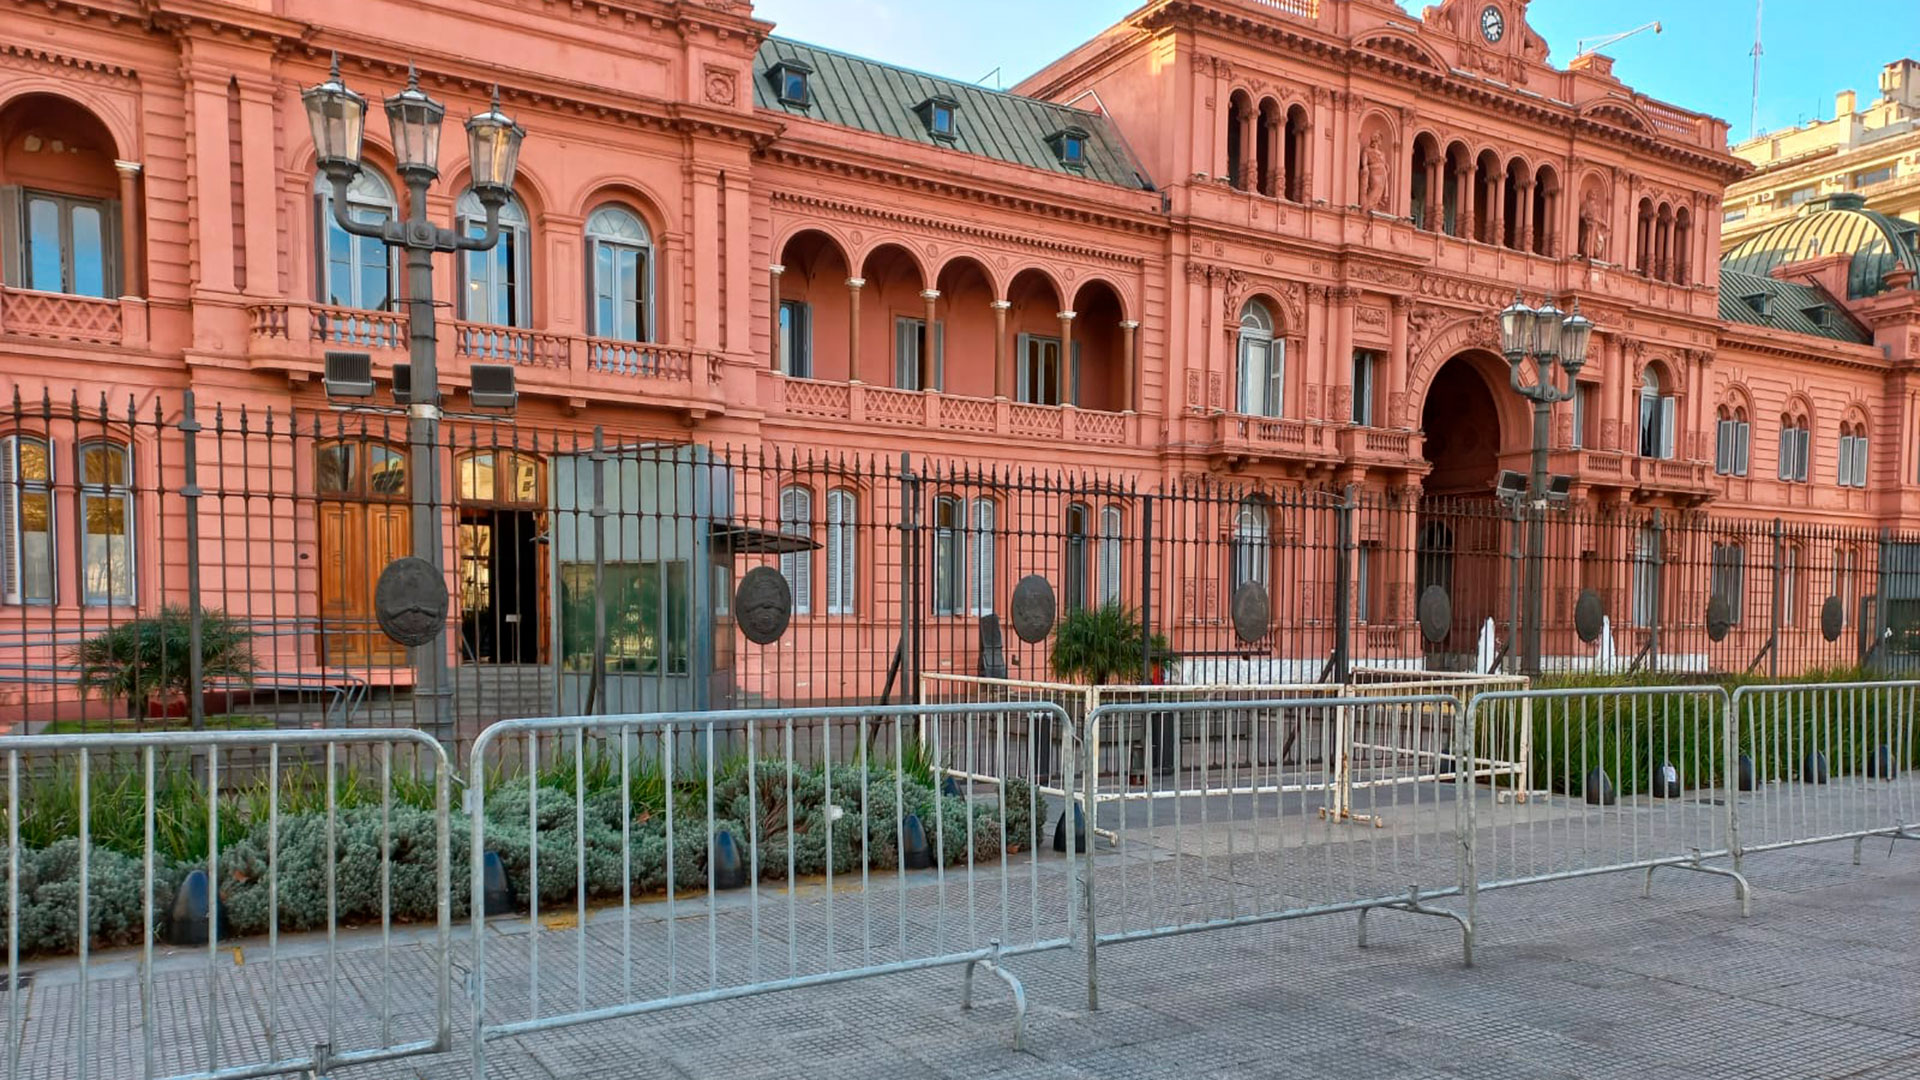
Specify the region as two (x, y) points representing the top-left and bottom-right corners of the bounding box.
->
(1418, 354), (1508, 668)
(456, 449), (548, 664)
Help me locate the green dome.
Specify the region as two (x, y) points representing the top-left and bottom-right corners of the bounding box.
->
(1721, 193), (1920, 300)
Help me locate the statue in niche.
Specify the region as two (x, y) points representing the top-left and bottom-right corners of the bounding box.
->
(1579, 188), (1612, 261)
(1359, 133), (1391, 213)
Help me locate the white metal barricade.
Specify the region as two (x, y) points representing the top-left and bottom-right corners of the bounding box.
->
(467, 703), (1076, 1075)
(0, 729), (452, 1080)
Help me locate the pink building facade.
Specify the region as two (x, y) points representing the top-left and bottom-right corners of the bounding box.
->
(4, 0), (1920, 723)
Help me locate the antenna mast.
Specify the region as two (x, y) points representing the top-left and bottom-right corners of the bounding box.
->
(1749, 0), (1765, 141)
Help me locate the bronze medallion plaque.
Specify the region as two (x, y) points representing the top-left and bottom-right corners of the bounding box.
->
(375, 556), (449, 648)
(735, 566), (793, 646)
(1705, 595), (1732, 643)
(1820, 597), (1844, 643)
(1574, 589), (1605, 645)
(1232, 581), (1271, 645)
(1418, 585), (1453, 646)
(1010, 575), (1057, 644)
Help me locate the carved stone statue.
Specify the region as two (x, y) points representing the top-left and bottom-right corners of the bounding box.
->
(1579, 188), (1611, 261)
(1359, 133), (1390, 213)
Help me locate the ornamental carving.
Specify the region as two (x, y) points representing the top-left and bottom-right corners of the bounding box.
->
(1356, 306), (1388, 330)
(703, 65), (737, 106)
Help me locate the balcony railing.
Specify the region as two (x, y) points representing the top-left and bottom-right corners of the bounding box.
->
(0, 287), (126, 346)
(768, 376), (1140, 448)
(244, 301), (719, 408)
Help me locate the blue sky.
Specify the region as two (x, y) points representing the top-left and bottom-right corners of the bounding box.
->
(753, 1), (1920, 144)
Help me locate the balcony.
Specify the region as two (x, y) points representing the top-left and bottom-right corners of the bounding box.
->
(0, 287), (147, 349)
(245, 302), (723, 414)
(1628, 456), (1715, 503)
(767, 376), (1140, 448)
(1206, 412), (1340, 469)
(1337, 426), (1425, 471)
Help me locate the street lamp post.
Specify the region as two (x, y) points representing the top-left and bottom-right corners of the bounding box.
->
(1499, 291), (1595, 676)
(303, 57), (525, 743)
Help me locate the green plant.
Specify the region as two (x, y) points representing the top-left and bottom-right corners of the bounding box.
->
(68, 606), (257, 718)
(1049, 604), (1166, 686)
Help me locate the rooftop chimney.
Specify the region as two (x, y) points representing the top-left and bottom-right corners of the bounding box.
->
(1835, 89), (1857, 119)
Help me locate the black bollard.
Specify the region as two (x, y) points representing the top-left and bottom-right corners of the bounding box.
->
(166, 868), (229, 947)
(1737, 753), (1758, 793)
(712, 828), (748, 890)
(1584, 767), (1617, 806)
(903, 812), (934, 870)
(1053, 804), (1087, 853)
(1802, 751), (1830, 785)
(939, 775), (962, 798)
(1650, 761), (1681, 799)
(481, 850), (516, 916)
(1866, 744), (1897, 780)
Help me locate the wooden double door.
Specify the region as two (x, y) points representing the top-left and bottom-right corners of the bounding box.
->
(316, 439), (411, 666)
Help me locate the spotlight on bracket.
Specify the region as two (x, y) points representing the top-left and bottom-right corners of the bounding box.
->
(469, 364), (519, 411)
(1545, 474), (1574, 504)
(391, 363), (412, 405)
(323, 351), (374, 399)
(1495, 470), (1528, 501)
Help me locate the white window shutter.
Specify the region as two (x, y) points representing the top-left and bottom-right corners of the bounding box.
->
(1015, 334), (1032, 403)
(0, 437), (15, 604)
(970, 499), (994, 614)
(934, 322), (946, 392)
(1070, 341), (1082, 406)
(1855, 437), (1869, 488)
(1659, 397), (1676, 459)
(780, 487), (811, 614)
(1271, 339), (1286, 417)
(1737, 423), (1750, 475)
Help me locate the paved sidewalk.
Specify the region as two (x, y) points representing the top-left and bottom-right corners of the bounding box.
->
(454, 841), (1913, 1079)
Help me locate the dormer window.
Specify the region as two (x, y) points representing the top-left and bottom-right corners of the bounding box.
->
(1804, 305), (1832, 328)
(769, 60), (813, 107)
(915, 96), (960, 142)
(1745, 293), (1771, 318)
(1048, 126), (1090, 169)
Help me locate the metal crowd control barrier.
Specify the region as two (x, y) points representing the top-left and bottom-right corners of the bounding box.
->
(1461, 686), (1750, 953)
(1728, 681), (1920, 869)
(1078, 695), (1473, 1010)
(0, 728), (452, 1080)
(467, 702), (1077, 1076)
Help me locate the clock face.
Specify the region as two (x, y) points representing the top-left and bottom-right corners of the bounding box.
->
(1481, 5), (1505, 43)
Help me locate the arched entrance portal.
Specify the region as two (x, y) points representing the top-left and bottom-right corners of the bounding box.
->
(1418, 354), (1508, 668)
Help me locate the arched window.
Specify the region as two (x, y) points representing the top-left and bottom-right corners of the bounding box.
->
(1283, 105), (1309, 202)
(78, 440), (133, 606)
(457, 190), (531, 326)
(586, 205), (653, 342)
(1236, 300), (1283, 417)
(1778, 412), (1810, 483)
(1638, 368), (1675, 459)
(968, 497), (996, 616)
(778, 485), (813, 615)
(1225, 92), (1253, 191)
(933, 495), (962, 616)
(1098, 505), (1123, 607)
(1836, 421), (1869, 488)
(456, 450), (544, 506)
(1780, 544), (1800, 627)
(314, 170), (397, 310)
(1715, 405), (1750, 476)
(1065, 503), (1091, 612)
(1, 434), (53, 604)
(826, 488), (856, 616)
(1232, 496), (1271, 592)
(1634, 198), (1654, 276)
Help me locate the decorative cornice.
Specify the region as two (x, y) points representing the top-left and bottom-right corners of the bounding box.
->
(771, 190), (1152, 267)
(0, 43), (140, 84)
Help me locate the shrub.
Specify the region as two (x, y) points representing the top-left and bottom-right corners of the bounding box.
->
(0, 840), (183, 955)
(1050, 604), (1167, 686)
(68, 606), (257, 717)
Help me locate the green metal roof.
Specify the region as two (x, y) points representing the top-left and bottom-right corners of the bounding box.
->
(1718, 269), (1873, 345)
(754, 37), (1154, 192)
(1721, 193), (1920, 300)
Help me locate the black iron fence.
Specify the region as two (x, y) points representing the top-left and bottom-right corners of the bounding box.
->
(2, 386), (1915, 759)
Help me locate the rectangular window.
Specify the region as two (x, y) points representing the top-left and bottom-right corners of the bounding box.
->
(934, 496), (962, 616)
(968, 498), (995, 616)
(1715, 418), (1751, 476)
(1237, 336), (1285, 418)
(1632, 527), (1660, 627)
(0, 436), (54, 605)
(1640, 395), (1676, 459)
(1016, 334), (1079, 406)
(895, 317), (944, 391)
(22, 190), (114, 298)
(1711, 543), (1745, 625)
(1723, 208), (1748, 224)
(1835, 548), (1856, 628)
(79, 442), (134, 606)
(1064, 505), (1090, 613)
(1572, 383), (1594, 450)
(1778, 426), (1811, 483)
(1781, 546), (1799, 627)
(825, 489), (855, 616)
(1097, 506), (1122, 607)
(778, 486), (813, 616)
(1350, 351), (1376, 426)
(1787, 185), (1819, 206)
(1854, 165), (1895, 189)
(1355, 544), (1372, 624)
(779, 300), (813, 378)
(559, 561), (689, 676)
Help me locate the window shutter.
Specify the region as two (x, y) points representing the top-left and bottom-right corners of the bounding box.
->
(824, 491), (841, 615)
(1015, 334), (1032, 402)
(971, 499), (994, 614)
(1270, 339), (1286, 417)
(105, 198), (124, 298)
(1855, 437), (1868, 488)
(935, 321), (946, 392)
(1070, 341), (1082, 407)
(1660, 397), (1676, 459)
(0, 186), (21, 287)
(894, 318), (915, 389)
(780, 487), (811, 614)
(1737, 423), (1750, 475)
(0, 437), (15, 604)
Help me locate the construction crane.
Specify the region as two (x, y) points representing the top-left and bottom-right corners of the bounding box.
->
(1574, 21), (1663, 59)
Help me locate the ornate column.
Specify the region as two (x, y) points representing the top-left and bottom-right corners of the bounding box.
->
(1455, 162), (1476, 240)
(846, 277), (866, 382)
(1238, 107), (1257, 190)
(1516, 176), (1536, 253)
(768, 264), (785, 372)
(1119, 320), (1140, 411)
(113, 161), (142, 297)
(1058, 310), (1077, 400)
(991, 299), (1011, 398)
(1388, 295), (1410, 427)
(1487, 172), (1505, 248)
(1262, 111), (1283, 196)
(920, 288), (940, 389)
(1330, 287), (1357, 423)
(1424, 155), (1444, 231)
